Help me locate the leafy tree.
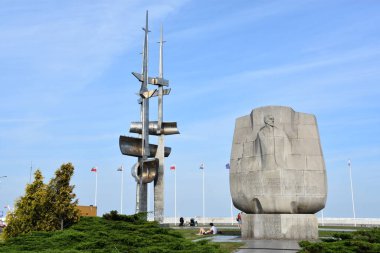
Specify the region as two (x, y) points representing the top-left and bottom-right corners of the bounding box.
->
(4, 170), (49, 238)
(45, 163), (80, 230)
(4, 163), (80, 239)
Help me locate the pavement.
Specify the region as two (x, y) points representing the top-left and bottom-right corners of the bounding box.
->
(234, 240), (301, 253)
(195, 235), (301, 252)
(191, 227), (357, 252)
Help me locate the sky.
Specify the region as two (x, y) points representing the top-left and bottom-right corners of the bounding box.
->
(1, 0), (380, 219)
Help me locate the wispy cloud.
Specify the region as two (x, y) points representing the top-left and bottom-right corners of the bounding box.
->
(171, 45), (380, 105)
(0, 0), (188, 93)
(168, 0), (315, 41)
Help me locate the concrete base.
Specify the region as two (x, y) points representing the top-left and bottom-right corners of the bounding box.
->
(242, 214), (318, 240)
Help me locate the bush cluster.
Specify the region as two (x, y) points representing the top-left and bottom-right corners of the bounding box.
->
(0, 214), (226, 253)
(102, 210), (147, 223)
(299, 228), (380, 253)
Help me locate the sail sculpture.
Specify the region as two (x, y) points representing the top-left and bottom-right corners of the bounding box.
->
(119, 11), (179, 222)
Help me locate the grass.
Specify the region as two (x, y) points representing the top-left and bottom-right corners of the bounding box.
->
(173, 227), (244, 252)
(0, 215), (242, 253)
(300, 228), (380, 253)
(3, 215), (370, 253)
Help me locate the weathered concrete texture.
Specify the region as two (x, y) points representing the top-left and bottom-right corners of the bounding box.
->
(241, 214), (318, 240)
(230, 106), (327, 214)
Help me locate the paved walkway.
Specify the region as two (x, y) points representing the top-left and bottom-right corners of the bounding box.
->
(203, 236), (301, 253)
(235, 240), (300, 253)
(194, 227), (356, 252)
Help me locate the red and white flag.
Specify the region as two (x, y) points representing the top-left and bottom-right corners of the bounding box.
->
(170, 165), (176, 171)
(91, 167), (97, 172)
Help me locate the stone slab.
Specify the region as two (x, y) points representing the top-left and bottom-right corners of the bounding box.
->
(242, 214), (318, 240)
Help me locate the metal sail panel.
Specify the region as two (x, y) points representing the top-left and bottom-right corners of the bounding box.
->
(131, 159), (158, 184)
(130, 121), (179, 135)
(162, 122), (180, 134)
(119, 136), (171, 157)
(132, 72), (169, 86)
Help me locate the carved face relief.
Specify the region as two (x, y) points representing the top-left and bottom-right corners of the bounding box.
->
(264, 115), (274, 127)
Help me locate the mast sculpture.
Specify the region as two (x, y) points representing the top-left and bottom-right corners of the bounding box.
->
(119, 11), (179, 222)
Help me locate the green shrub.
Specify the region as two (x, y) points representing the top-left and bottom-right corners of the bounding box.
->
(299, 228), (380, 253)
(0, 216), (227, 253)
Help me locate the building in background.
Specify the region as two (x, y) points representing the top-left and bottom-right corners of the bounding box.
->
(77, 205), (97, 217)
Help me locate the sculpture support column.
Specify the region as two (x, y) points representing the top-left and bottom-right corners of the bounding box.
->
(139, 183), (148, 212)
(154, 134), (164, 222)
(154, 26), (165, 223)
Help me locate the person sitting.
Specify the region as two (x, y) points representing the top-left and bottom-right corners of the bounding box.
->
(190, 218), (196, 226)
(197, 223), (218, 235)
(179, 217), (184, 226)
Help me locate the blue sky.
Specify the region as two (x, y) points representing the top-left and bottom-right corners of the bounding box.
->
(1, 0), (380, 219)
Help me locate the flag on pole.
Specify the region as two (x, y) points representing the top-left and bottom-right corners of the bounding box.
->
(91, 167), (97, 172)
(117, 166), (123, 171)
(225, 163), (230, 169)
(170, 165), (176, 170)
(199, 163), (204, 170)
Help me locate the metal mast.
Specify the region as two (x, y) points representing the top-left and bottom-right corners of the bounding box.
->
(154, 25), (166, 222)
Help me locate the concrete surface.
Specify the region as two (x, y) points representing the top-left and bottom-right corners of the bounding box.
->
(242, 214), (318, 240)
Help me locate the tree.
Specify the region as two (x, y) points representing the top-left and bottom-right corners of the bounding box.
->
(4, 163), (80, 238)
(4, 170), (49, 238)
(45, 163), (80, 230)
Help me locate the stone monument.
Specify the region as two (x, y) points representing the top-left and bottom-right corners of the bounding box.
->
(230, 106), (327, 240)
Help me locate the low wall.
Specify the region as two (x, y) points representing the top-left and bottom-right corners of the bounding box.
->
(162, 217), (237, 225)
(161, 217), (380, 227)
(318, 218), (380, 227)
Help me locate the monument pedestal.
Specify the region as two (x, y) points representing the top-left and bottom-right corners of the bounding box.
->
(242, 214), (318, 240)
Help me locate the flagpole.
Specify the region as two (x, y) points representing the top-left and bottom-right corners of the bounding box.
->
(321, 210), (324, 226)
(231, 200), (233, 225)
(348, 159), (356, 227)
(95, 169), (98, 207)
(226, 163), (233, 225)
(202, 165), (205, 225)
(174, 167), (177, 226)
(121, 165), (124, 214)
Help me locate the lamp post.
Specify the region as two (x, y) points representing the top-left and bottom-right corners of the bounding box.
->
(348, 159), (356, 227)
